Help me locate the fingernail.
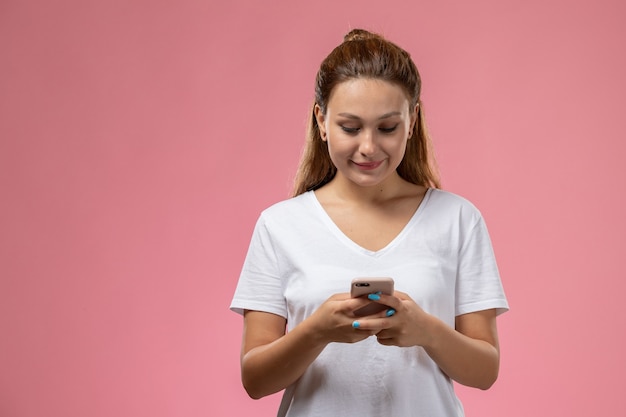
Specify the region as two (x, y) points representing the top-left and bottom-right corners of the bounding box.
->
(352, 321), (360, 328)
(386, 309), (396, 317)
(368, 293), (381, 301)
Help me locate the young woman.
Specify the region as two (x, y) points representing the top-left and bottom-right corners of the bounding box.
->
(230, 29), (508, 417)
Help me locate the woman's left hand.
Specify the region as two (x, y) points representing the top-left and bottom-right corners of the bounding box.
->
(352, 290), (435, 348)
(352, 290), (502, 389)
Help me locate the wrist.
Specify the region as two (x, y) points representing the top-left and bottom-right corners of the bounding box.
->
(419, 314), (448, 351)
(298, 314), (332, 348)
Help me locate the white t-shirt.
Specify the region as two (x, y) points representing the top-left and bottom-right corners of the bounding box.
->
(230, 188), (509, 417)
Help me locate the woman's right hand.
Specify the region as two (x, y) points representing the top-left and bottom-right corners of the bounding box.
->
(306, 293), (378, 344)
(240, 293), (377, 399)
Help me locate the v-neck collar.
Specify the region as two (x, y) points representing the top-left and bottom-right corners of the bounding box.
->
(307, 188), (432, 257)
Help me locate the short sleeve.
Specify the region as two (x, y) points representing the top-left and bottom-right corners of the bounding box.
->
(230, 214), (287, 318)
(455, 216), (509, 316)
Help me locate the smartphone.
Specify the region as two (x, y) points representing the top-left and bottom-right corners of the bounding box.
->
(350, 277), (394, 316)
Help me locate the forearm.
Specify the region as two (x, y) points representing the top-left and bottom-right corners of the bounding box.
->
(423, 316), (500, 390)
(241, 319), (327, 399)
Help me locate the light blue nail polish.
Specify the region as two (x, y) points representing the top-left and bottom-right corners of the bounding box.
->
(352, 321), (360, 328)
(368, 293), (381, 301)
(386, 309), (396, 317)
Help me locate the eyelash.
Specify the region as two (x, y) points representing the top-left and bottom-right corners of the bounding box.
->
(340, 125), (398, 134)
(380, 126), (398, 133)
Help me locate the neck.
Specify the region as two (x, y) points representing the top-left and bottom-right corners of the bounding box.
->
(323, 172), (410, 205)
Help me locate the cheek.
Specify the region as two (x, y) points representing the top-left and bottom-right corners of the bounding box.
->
(326, 135), (349, 153)
(389, 139), (409, 163)
(326, 139), (355, 167)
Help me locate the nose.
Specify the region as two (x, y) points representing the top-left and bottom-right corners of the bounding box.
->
(358, 130), (377, 156)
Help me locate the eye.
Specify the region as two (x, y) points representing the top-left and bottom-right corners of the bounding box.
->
(341, 126), (360, 134)
(379, 125), (398, 134)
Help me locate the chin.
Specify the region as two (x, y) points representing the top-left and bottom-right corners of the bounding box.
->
(349, 175), (388, 188)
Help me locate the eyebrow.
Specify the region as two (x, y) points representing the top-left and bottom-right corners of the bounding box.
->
(337, 111), (402, 120)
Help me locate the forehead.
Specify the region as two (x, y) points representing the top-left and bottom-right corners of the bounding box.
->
(326, 78), (410, 116)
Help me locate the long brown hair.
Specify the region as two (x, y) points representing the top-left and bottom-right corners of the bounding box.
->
(292, 29), (441, 196)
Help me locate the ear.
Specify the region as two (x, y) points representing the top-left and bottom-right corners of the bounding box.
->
(409, 103), (419, 137)
(314, 104), (327, 141)
(411, 103), (420, 126)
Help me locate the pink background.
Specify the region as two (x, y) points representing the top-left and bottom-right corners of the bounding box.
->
(1, 0), (625, 416)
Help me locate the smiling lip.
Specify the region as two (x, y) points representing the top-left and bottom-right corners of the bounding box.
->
(353, 161), (383, 170)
